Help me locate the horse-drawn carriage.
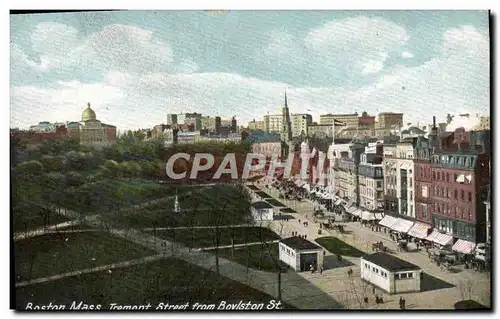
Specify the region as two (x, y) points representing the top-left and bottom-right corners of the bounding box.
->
(372, 241), (387, 252)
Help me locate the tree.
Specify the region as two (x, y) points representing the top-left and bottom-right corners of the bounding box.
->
(15, 160), (44, 177)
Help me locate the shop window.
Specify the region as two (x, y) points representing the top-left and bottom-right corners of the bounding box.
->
(400, 273), (408, 279)
(407, 273), (413, 278)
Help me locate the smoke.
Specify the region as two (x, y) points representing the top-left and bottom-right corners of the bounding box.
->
(446, 112), (481, 132)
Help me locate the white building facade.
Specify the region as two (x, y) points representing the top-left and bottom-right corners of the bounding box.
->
(396, 143), (416, 218)
(361, 252), (422, 294)
(279, 237), (324, 272)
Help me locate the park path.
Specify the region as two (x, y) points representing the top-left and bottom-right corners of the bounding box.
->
(196, 240), (280, 251)
(13, 217), (100, 241)
(141, 224), (253, 231)
(16, 254), (164, 288)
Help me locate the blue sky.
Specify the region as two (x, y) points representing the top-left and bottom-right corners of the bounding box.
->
(10, 10), (489, 130)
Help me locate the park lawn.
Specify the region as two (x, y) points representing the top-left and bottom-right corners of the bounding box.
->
(254, 191), (272, 199)
(315, 237), (365, 258)
(13, 209), (71, 232)
(208, 243), (288, 273)
(147, 227), (280, 248)
(266, 199), (286, 207)
(15, 258), (295, 310)
(113, 184), (253, 229)
(14, 231), (155, 282)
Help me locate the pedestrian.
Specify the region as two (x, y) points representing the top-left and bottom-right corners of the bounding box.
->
(372, 286), (376, 294)
(299, 219), (301, 223)
(319, 266), (323, 274)
(305, 235), (307, 239)
(402, 298), (406, 310)
(399, 297), (403, 309)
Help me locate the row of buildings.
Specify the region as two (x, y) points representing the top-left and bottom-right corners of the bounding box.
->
(321, 118), (491, 250)
(11, 103), (117, 148)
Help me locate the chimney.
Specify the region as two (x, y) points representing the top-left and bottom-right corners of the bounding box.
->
(433, 116), (436, 128)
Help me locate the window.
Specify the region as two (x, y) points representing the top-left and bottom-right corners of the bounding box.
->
(422, 204), (428, 218)
(407, 273), (414, 278)
(454, 189), (458, 199)
(433, 171), (436, 180)
(372, 266), (376, 272)
(422, 185), (428, 198)
(468, 192), (472, 202)
(461, 190), (465, 200)
(446, 173), (450, 182)
(437, 172), (441, 180)
(454, 174), (458, 182)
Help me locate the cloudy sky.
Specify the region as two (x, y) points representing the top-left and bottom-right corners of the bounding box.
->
(11, 10), (489, 130)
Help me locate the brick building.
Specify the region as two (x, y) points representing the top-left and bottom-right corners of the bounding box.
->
(430, 149), (490, 249)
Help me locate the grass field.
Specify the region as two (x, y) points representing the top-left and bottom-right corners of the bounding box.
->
(148, 227), (280, 248)
(15, 258), (294, 310)
(315, 237), (365, 257)
(14, 232), (155, 282)
(209, 243), (288, 273)
(13, 210), (71, 232)
(265, 199), (286, 207)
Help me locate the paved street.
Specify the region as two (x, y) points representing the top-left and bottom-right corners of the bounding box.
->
(259, 183), (491, 309)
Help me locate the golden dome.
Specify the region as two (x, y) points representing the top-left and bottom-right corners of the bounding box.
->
(82, 102), (97, 121)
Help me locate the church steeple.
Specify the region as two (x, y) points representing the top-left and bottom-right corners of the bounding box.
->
(285, 91), (288, 108)
(281, 91), (292, 146)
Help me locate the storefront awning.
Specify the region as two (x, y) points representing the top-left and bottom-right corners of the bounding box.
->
(361, 211), (376, 221)
(407, 222), (431, 239)
(378, 215), (398, 228)
(452, 239), (476, 254)
(351, 208), (362, 217)
(302, 183), (310, 191)
(374, 213), (384, 220)
(334, 199), (343, 205)
(390, 218), (414, 233)
(426, 230), (454, 246)
(345, 206), (356, 213)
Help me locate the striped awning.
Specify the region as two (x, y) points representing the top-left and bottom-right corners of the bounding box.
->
(390, 218), (414, 233)
(407, 222), (431, 239)
(426, 230), (454, 246)
(361, 211), (376, 221)
(334, 199), (343, 205)
(452, 239), (476, 254)
(378, 215), (398, 228)
(351, 208), (362, 217)
(374, 213), (384, 220)
(345, 206), (356, 213)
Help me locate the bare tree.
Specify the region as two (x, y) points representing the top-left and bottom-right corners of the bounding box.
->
(458, 278), (474, 301)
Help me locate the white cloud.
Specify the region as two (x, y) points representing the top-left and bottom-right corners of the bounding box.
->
(10, 24), (489, 132)
(401, 51), (414, 58)
(304, 16), (409, 74)
(362, 59), (385, 74)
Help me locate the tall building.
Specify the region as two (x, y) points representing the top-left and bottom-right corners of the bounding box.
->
(177, 113), (186, 125)
(248, 119), (265, 131)
(331, 141), (365, 204)
(263, 114), (283, 133)
(307, 124), (333, 138)
(280, 91), (292, 143)
(291, 114), (312, 137)
(395, 139), (417, 218)
(215, 116), (221, 135)
(383, 144), (399, 215)
(166, 114), (178, 125)
(376, 112), (404, 130)
(475, 116), (490, 130)
(414, 137), (433, 226)
(358, 143), (384, 211)
(201, 116), (216, 131)
(320, 113), (358, 126)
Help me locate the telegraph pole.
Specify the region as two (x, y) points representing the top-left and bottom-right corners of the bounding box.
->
(277, 269), (282, 302)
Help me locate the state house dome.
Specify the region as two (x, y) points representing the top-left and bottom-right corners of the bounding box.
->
(82, 103), (97, 121)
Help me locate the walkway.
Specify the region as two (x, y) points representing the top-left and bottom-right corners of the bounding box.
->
(197, 240), (280, 251)
(16, 254), (164, 288)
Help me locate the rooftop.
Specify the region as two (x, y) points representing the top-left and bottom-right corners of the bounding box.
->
(251, 201), (274, 209)
(362, 252), (421, 272)
(280, 236), (323, 251)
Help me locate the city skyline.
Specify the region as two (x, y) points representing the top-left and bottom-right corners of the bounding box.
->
(11, 10), (489, 130)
